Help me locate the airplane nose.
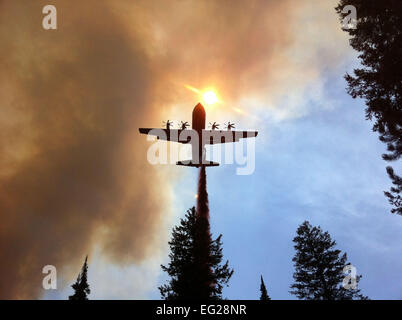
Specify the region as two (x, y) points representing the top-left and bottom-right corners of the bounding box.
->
(192, 102), (206, 131)
(193, 102), (205, 114)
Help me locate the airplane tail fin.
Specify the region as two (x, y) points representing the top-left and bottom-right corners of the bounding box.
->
(176, 160), (219, 167)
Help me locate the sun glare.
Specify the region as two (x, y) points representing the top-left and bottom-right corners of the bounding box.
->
(184, 84), (220, 106)
(202, 91), (219, 105)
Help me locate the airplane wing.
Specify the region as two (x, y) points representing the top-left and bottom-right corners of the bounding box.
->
(139, 128), (193, 144)
(202, 130), (258, 144)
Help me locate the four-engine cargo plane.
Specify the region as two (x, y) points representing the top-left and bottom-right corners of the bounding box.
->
(139, 103), (258, 167)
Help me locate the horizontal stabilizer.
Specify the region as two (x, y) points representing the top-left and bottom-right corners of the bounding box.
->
(176, 160), (219, 167)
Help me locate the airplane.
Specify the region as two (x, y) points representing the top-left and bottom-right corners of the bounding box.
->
(139, 103), (258, 167)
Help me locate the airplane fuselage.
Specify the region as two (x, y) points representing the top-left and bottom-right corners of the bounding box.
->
(192, 103), (207, 163)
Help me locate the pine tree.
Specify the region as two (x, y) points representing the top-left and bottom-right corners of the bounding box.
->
(290, 221), (367, 300)
(69, 256), (90, 300)
(336, 1), (402, 215)
(259, 275), (271, 300)
(384, 166), (402, 215)
(159, 207), (233, 300)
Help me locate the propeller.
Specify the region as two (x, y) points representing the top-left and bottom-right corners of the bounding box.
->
(225, 122), (235, 130)
(209, 122), (220, 130)
(162, 120), (173, 129)
(180, 121), (190, 130)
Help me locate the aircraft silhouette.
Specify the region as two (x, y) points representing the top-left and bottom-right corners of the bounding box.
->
(139, 103), (258, 167)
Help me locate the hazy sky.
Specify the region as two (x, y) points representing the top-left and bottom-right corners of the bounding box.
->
(1, 0), (401, 299)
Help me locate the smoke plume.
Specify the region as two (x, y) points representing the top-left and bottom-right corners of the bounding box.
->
(0, 0), (170, 299)
(194, 166), (213, 299)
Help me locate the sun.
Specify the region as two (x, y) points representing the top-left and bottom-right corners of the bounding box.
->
(202, 90), (219, 105)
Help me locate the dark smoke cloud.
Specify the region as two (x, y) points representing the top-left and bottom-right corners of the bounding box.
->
(0, 0), (302, 298)
(0, 0), (168, 299)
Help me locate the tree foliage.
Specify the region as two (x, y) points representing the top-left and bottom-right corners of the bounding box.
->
(260, 275), (271, 300)
(69, 256), (90, 300)
(384, 166), (402, 215)
(336, 0), (402, 215)
(159, 207), (233, 300)
(290, 221), (367, 300)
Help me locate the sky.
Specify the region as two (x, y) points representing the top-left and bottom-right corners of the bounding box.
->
(1, 0), (401, 299)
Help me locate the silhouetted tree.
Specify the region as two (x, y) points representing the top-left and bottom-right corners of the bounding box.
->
(336, 1), (402, 215)
(260, 275), (271, 300)
(69, 256), (90, 300)
(290, 221), (367, 300)
(159, 207), (233, 300)
(384, 166), (402, 215)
